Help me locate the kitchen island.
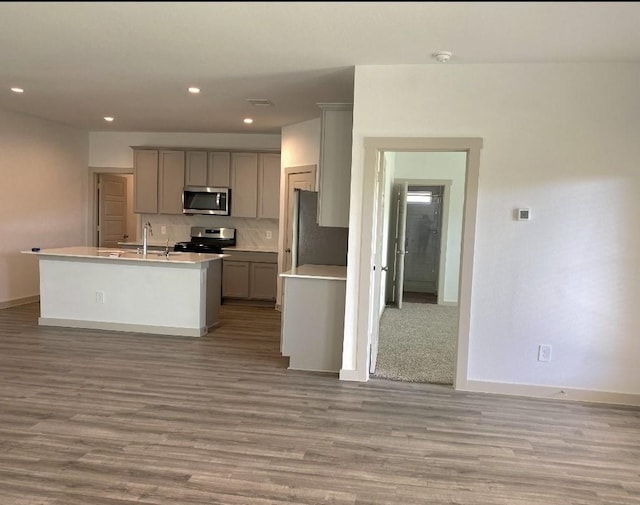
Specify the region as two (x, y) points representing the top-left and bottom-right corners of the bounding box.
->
(24, 247), (226, 337)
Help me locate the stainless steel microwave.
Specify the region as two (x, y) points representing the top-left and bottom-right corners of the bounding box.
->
(182, 186), (230, 215)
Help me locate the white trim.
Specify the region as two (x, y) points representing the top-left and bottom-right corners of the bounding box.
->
(339, 368), (362, 381)
(464, 379), (640, 407)
(0, 295), (40, 309)
(38, 317), (213, 337)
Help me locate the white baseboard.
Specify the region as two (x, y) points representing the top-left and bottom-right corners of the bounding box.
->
(0, 295), (40, 309)
(340, 368), (365, 381)
(38, 317), (206, 337)
(463, 379), (640, 407)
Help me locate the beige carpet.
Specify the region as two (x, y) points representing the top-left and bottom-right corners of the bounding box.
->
(372, 302), (458, 385)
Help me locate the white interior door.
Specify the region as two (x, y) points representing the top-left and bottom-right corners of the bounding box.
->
(393, 182), (408, 309)
(98, 174), (128, 247)
(368, 152), (386, 374)
(283, 165), (317, 273)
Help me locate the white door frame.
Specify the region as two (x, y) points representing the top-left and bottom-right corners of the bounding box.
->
(340, 137), (482, 389)
(87, 166), (136, 247)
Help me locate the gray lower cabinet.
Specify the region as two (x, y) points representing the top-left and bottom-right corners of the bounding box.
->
(222, 251), (277, 302)
(222, 261), (250, 298)
(249, 262), (278, 300)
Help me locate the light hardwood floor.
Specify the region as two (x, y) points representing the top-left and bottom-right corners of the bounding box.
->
(0, 302), (638, 505)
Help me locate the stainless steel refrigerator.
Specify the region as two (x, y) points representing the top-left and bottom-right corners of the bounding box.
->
(293, 190), (349, 267)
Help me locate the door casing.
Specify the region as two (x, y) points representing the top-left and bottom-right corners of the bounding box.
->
(342, 137), (482, 387)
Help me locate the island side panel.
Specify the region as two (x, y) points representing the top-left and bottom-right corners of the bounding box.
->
(205, 259), (222, 329)
(281, 276), (346, 372)
(38, 257), (207, 336)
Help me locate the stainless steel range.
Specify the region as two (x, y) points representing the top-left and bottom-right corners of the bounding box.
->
(174, 227), (236, 253)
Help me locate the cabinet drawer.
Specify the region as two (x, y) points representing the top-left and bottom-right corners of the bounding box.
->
(222, 251), (277, 263)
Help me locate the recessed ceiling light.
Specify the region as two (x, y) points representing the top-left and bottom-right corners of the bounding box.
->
(188, 87), (201, 94)
(11, 87), (24, 93)
(104, 116), (114, 122)
(243, 118), (254, 124)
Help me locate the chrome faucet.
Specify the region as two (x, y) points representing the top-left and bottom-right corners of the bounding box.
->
(143, 221), (153, 255)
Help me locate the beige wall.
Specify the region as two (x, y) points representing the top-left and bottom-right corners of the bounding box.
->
(0, 108), (89, 305)
(346, 62), (640, 401)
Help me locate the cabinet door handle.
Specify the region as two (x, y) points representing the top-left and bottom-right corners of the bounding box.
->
(285, 248), (291, 253)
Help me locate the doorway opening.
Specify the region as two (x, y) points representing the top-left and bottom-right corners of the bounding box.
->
(375, 154), (465, 385)
(88, 168), (137, 248)
(388, 183), (448, 307)
(404, 185), (444, 304)
(354, 138), (481, 388)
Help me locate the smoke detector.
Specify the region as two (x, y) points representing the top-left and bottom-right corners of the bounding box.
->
(432, 51), (453, 63)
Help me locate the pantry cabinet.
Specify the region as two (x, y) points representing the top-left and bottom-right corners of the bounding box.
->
(230, 153), (258, 218)
(258, 153), (281, 219)
(133, 149), (159, 213)
(158, 150), (185, 214)
(317, 103), (353, 228)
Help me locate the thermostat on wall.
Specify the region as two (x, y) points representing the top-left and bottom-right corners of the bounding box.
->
(517, 208), (531, 221)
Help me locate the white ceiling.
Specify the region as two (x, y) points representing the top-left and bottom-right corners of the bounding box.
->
(1, 2), (639, 134)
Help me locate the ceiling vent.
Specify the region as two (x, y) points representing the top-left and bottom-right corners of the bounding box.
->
(247, 98), (274, 107)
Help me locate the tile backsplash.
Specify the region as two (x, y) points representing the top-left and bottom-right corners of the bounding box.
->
(140, 214), (279, 249)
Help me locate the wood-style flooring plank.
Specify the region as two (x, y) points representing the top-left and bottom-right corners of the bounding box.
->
(0, 302), (638, 504)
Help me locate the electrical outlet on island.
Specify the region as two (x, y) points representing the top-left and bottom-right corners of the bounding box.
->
(161, 226), (167, 235)
(266, 230), (272, 240)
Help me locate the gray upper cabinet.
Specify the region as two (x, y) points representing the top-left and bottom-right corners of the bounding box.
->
(257, 153), (281, 219)
(134, 148), (277, 218)
(158, 150), (185, 214)
(185, 151), (208, 186)
(208, 152), (231, 187)
(185, 151), (231, 188)
(230, 152), (258, 218)
(317, 103), (353, 228)
(133, 149), (185, 215)
(133, 149), (159, 213)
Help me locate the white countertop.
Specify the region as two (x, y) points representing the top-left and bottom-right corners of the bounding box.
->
(118, 241), (176, 248)
(280, 264), (347, 281)
(23, 246), (226, 265)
